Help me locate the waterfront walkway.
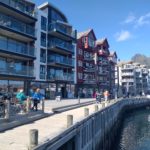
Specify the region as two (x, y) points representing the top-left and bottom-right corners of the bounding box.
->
(0, 98), (109, 150)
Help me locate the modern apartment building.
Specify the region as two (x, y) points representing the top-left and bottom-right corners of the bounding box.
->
(118, 61), (148, 96)
(0, 0), (37, 94)
(76, 29), (96, 98)
(33, 2), (76, 99)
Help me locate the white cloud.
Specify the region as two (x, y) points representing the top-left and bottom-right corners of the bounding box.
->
(123, 13), (136, 24)
(115, 30), (132, 42)
(136, 12), (150, 27)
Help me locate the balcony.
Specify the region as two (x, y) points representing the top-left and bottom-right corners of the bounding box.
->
(122, 72), (134, 76)
(0, 0), (36, 22)
(0, 37), (35, 58)
(83, 56), (94, 61)
(0, 13), (36, 41)
(48, 22), (76, 41)
(48, 39), (74, 54)
(47, 73), (74, 82)
(0, 64), (34, 78)
(83, 67), (95, 73)
(83, 79), (96, 84)
(47, 56), (74, 68)
(122, 79), (134, 83)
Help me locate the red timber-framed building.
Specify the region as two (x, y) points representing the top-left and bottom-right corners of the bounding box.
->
(96, 38), (110, 94)
(75, 29), (97, 98)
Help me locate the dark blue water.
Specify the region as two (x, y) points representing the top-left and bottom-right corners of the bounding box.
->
(115, 109), (150, 150)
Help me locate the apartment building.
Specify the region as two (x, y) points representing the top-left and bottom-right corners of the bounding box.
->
(95, 38), (110, 93)
(108, 51), (117, 98)
(32, 2), (76, 99)
(76, 29), (96, 98)
(0, 0), (37, 94)
(118, 61), (148, 96)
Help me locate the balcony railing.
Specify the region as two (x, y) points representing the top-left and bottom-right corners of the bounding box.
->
(0, 64), (34, 77)
(48, 22), (76, 39)
(122, 79), (134, 82)
(40, 57), (46, 63)
(48, 73), (74, 81)
(48, 39), (74, 53)
(0, 37), (35, 57)
(47, 56), (74, 67)
(0, 13), (36, 37)
(0, 0), (36, 18)
(122, 72), (134, 76)
(84, 57), (93, 61)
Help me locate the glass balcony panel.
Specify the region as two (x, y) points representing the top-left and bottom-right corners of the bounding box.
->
(0, 0), (36, 18)
(48, 22), (76, 39)
(0, 13), (35, 37)
(47, 55), (74, 67)
(0, 62), (34, 77)
(48, 38), (74, 53)
(0, 37), (35, 57)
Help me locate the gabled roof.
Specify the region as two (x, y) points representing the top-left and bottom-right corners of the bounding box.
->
(96, 38), (109, 48)
(109, 51), (118, 58)
(77, 29), (96, 40)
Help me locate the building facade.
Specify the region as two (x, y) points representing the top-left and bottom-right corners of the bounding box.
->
(33, 2), (76, 99)
(118, 61), (148, 96)
(0, 0), (37, 95)
(76, 29), (96, 98)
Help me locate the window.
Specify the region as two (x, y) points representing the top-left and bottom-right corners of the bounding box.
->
(40, 49), (46, 63)
(41, 16), (47, 31)
(40, 65), (46, 79)
(78, 49), (83, 55)
(41, 32), (46, 47)
(78, 73), (83, 79)
(78, 60), (83, 67)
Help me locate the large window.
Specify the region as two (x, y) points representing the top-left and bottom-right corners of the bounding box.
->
(40, 65), (46, 79)
(41, 32), (46, 47)
(41, 16), (47, 31)
(51, 10), (65, 22)
(40, 49), (46, 63)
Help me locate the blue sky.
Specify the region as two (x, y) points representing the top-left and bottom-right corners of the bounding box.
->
(34, 0), (150, 61)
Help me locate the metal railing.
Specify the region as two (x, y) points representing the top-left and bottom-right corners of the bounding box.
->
(0, 0), (36, 18)
(48, 22), (76, 39)
(0, 13), (36, 37)
(0, 64), (34, 77)
(0, 37), (35, 57)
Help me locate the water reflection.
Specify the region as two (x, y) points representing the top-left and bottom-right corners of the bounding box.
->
(115, 109), (150, 150)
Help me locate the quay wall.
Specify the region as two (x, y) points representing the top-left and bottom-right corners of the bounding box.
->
(35, 98), (150, 150)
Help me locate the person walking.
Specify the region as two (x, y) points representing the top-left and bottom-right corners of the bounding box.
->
(104, 90), (109, 102)
(16, 88), (26, 113)
(32, 88), (44, 111)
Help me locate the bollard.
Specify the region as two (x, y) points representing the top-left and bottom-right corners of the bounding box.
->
(102, 103), (105, 108)
(78, 96), (80, 104)
(67, 115), (73, 128)
(5, 100), (10, 121)
(29, 129), (38, 150)
(94, 105), (99, 112)
(42, 98), (45, 113)
(26, 96), (31, 113)
(84, 108), (89, 117)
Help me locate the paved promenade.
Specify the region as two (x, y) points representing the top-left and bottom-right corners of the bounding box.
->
(0, 98), (110, 150)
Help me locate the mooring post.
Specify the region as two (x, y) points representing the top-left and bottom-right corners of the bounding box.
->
(29, 129), (38, 150)
(94, 105), (99, 112)
(67, 115), (73, 128)
(84, 108), (89, 117)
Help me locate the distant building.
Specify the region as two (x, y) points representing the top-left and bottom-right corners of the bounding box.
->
(118, 61), (149, 96)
